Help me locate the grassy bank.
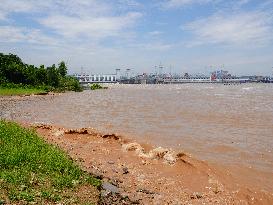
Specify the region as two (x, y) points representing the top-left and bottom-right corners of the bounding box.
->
(0, 121), (101, 204)
(0, 88), (47, 96)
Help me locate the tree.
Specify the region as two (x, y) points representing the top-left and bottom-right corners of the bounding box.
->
(35, 65), (48, 85)
(58, 61), (67, 77)
(25, 64), (37, 85)
(0, 52), (82, 92)
(47, 64), (60, 87)
(0, 53), (25, 84)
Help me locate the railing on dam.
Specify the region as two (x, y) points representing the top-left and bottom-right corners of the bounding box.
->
(74, 74), (118, 84)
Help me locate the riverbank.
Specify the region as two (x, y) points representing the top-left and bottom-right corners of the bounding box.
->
(1, 85), (272, 204)
(0, 121), (101, 205)
(19, 122), (272, 205)
(0, 88), (48, 96)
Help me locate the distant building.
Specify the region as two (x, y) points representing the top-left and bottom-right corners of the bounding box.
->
(211, 70), (230, 79)
(184, 73), (190, 78)
(73, 73), (117, 84)
(262, 76), (273, 83)
(73, 68), (269, 84)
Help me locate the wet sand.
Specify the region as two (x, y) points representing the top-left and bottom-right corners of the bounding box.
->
(20, 122), (272, 205)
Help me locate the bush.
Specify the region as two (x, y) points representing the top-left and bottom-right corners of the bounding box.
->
(90, 83), (107, 90)
(59, 76), (83, 92)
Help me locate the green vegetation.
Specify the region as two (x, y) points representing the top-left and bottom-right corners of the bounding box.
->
(0, 121), (101, 204)
(90, 83), (108, 90)
(0, 88), (47, 96)
(0, 53), (83, 94)
(0, 84), (48, 96)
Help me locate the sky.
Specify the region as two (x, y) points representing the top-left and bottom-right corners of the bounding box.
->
(0, 0), (273, 76)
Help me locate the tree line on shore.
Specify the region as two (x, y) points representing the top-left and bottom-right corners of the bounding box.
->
(0, 53), (82, 92)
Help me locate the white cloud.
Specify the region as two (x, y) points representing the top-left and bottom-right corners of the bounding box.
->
(39, 12), (142, 40)
(0, 13), (6, 21)
(142, 42), (173, 51)
(0, 26), (57, 45)
(148, 31), (164, 36)
(161, 0), (212, 9)
(0, 26), (26, 42)
(160, 0), (254, 9)
(0, 0), (145, 72)
(0, 0), (143, 44)
(183, 11), (273, 46)
(0, 0), (34, 20)
(0, 0), (111, 19)
(126, 41), (174, 51)
(118, 0), (142, 8)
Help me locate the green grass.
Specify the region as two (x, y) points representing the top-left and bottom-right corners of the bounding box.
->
(0, 88), (47, 96)
(0, 121), (101, 204)
(90, 84), (108, 90)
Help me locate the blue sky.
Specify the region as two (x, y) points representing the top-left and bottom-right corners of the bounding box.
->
(1, 0), (273, 75)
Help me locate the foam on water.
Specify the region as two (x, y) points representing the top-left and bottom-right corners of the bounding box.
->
(242, 87), (254, 90)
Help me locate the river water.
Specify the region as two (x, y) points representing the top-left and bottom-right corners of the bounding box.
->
(1, 84), (273, 174)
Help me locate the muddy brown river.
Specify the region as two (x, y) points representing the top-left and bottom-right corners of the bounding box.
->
(1, 84), (273, 190)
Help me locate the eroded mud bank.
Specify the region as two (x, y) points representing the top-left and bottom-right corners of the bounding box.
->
(21, 122), (273, 205)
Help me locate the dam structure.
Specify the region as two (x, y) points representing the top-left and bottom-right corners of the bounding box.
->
(73, 73), (118, 84)
(73, 68), (272, 84)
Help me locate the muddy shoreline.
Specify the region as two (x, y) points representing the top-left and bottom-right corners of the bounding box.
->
(1, 89), (273, 204)
(15, 122), (271, 204)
